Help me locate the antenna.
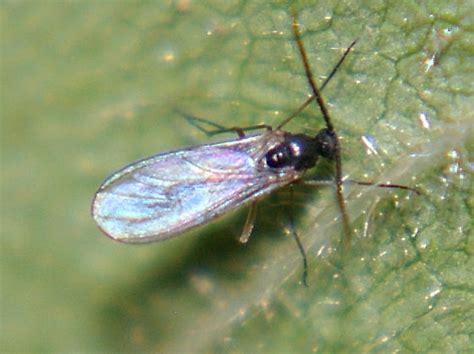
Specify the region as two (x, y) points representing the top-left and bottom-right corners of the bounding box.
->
(291, 10), (352, 250)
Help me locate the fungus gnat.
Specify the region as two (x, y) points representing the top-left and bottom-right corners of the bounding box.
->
(91, 11), (419, 286)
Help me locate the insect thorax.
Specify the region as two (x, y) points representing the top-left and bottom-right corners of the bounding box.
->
(265, 133), (321, 171)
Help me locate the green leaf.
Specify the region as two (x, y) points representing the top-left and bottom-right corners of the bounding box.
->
(1, 0), (472, 352)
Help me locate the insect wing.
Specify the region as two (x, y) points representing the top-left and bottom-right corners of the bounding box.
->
(92, 132), (302, 243)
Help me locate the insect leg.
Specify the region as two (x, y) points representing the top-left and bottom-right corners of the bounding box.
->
(239, 202), (257, 243)
(298, 179), (334, 187)
(344, 180), (421, 195)
(301, 179), (421, 195)
(205, 124), (272, 139)
(288, 187), (308, 287)
(176, 110), (272, 138)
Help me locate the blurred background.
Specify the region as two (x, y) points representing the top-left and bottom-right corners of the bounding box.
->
(1, 1), (472, 352)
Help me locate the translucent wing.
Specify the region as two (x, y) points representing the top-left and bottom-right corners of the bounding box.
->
(92, 132), (303, 243)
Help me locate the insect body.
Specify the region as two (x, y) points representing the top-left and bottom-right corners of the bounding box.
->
(92, 128), (336, 243)
(92, 11), (417, 284)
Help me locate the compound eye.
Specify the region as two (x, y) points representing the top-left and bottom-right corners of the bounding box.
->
(315, 128), (337, 160)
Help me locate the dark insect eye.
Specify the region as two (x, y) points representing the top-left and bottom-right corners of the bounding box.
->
(315, 128), (337, 160)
